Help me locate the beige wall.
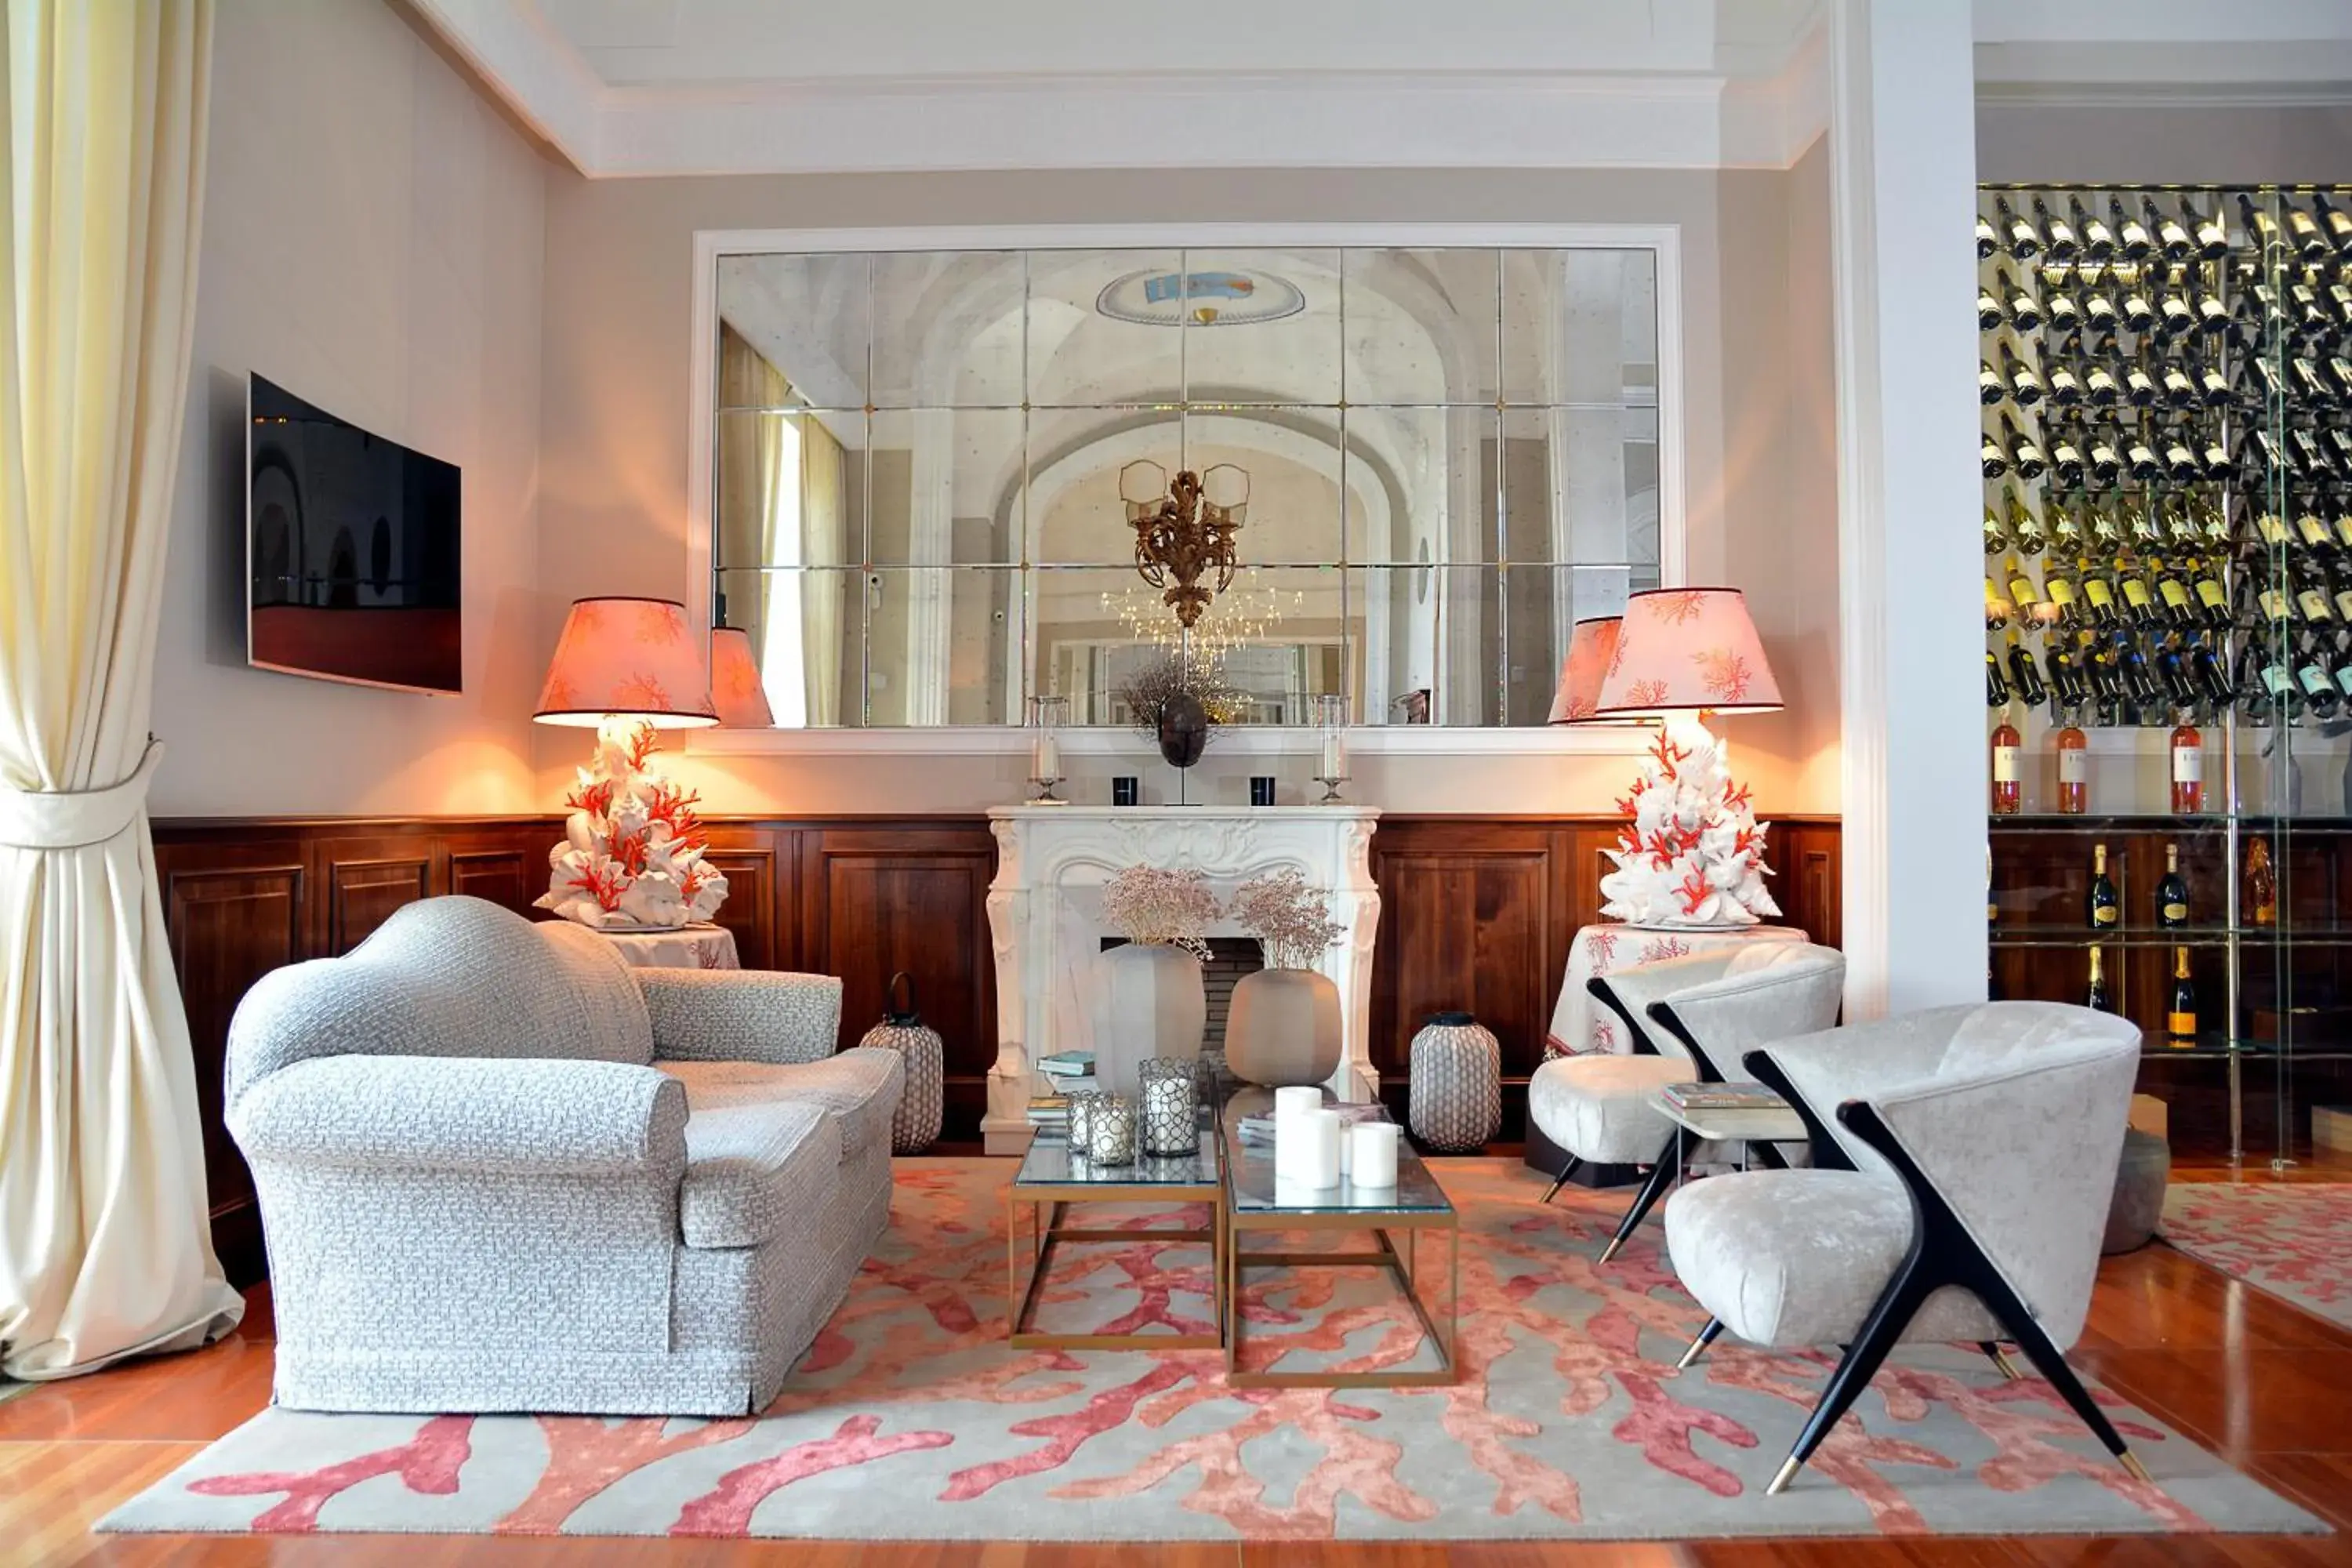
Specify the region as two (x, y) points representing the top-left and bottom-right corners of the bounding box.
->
(537, 163), (1846, 816)
(150, 0), (550, 816)
(1976, 102), (2352, 187)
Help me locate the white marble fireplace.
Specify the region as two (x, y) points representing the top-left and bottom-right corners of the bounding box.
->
(982, 804), (1382, 1152)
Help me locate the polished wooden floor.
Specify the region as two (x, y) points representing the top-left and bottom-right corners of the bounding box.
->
(5, 1156), (2348, 1566)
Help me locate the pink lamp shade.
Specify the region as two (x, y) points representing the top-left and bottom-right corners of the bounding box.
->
(708, 626), (775, 728)
(533, 597), (717, 728)
(1594, 587), (1782, 717)
(1547, 615), (1622, 724)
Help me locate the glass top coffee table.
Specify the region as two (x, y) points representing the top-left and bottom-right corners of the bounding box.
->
(1005, 1120), (1225, 1352)
(1221, 1116), (1460, 1388)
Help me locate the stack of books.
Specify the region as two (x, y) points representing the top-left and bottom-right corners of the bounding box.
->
(1661, 1081), (1788, 1112)
(1028, 1051), (1096, 1130)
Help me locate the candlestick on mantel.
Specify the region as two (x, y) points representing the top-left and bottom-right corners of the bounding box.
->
(1312, 693), (1348, 803)
(1027, 694), (1069, 804)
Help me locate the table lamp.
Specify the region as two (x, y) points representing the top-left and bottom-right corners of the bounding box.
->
(708, 625), (775, 728)
(1546, 615), (1622, 724)
(1587, 587), (1783, 930)
(532, 597), (728, 931)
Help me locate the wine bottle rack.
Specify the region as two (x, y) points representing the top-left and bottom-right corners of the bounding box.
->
(1977, 183), (2352, 1167)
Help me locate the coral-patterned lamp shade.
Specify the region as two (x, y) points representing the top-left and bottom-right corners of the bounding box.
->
(532, 597), (718, 728)
(1593, 587), (1782, 717)
(1547, 616), (1622, 724)
(708, 626), (775, 728)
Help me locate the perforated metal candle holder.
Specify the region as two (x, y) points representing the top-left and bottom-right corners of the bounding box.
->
(1138, 1058), (1200, 1156)
(1089, 1094), (1138, 1165)
(1065, 1089), (1107, 1157)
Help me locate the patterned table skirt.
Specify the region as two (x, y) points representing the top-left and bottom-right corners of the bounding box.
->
(1545, 923), (1805, 1058)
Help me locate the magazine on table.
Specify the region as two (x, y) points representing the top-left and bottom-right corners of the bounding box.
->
(1234, 1102), (1392, 1146)
(1662, 1081), (1788, 1112)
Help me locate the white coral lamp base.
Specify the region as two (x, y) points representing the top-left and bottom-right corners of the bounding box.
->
(1598, 710), (1780, 931)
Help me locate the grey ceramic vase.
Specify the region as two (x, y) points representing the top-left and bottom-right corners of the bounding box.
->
(858, 971), (945, 1154)
(1407, 1011), (1501, 1152)
(1223, 966), (1341, 1087)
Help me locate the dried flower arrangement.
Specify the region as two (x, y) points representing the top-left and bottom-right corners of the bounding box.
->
(1116, 649), (1244, 742)
(536, 720), (728, 930)
(1100, 866), (1220, 961)
(1229, 868), (1345, 971)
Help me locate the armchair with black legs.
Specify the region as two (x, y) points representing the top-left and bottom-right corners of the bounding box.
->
(1661, 1001), (2147, 1496)
(1526, 944), (1846, 1259)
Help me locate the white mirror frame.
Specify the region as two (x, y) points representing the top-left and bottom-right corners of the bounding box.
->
(684, 222), (1684, 757)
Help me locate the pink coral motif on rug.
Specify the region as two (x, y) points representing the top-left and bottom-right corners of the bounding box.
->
(102, 1160), (2319, 1541)
(2161, 1182), (2352, 1332)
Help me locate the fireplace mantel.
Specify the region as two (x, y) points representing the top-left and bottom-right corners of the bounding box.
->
(982, 804), (1382, 1152)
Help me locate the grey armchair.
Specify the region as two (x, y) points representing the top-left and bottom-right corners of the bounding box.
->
(226, 896), (902, 1417)
(1527, 942), (1846, 1261)
(1661, 1000), (2145, 1494)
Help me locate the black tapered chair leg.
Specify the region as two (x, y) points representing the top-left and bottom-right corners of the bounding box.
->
(1995, 1295), (2151, 1479)
(1599, 1128), (1685, 1265)
(1675, 1316), (1724, 1371)
(1767, 1267), (1929, 1494)
(1541, 1154), (1583, 1205)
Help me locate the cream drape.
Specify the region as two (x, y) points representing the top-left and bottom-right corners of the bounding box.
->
(797, 422), (845, 726)
(0, 0), (241, 1379)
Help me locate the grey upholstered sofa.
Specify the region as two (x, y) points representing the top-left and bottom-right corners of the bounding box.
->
(224, 896), (902, 1417)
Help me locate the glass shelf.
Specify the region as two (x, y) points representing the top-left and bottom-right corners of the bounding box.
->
(1991, 926), (2340, 947)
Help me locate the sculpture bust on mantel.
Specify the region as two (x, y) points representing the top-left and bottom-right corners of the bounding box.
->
(982, 803), (1381, 1154)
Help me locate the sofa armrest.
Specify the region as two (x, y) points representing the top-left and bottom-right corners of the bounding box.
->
(639, 969), (845, 1065)
(228, 1054), (687, 1178)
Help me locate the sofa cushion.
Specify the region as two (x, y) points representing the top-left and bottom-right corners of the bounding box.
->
(679, 1100), (839, 1250)
(659, 1047), (903, 1163)
(1526, 1054), (1684, 1164)
(1664, 1167), (2000, 1347)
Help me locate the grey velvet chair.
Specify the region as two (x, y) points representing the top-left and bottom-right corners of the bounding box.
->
(1662, 1000), (2146, 1494)
(1527, 943), (1846, 1261)
(226, 896), (902, 1417)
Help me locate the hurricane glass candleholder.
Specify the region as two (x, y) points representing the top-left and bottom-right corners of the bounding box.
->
(1028, 694), (1069, 805)
(1311, 693), (1348, 803)
(1138, 1058), (1200, 1156)
(1089, 1093), (1138, 1165)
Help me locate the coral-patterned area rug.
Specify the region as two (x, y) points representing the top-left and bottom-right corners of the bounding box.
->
(2161, 1181), (2352, 1332)
(104, 1160), (2317, 1541)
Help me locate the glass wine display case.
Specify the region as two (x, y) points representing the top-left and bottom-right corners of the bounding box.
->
(1978, 183), (2352, 1167)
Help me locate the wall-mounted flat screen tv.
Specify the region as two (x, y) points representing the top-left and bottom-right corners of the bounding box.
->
(247, 373), (462, 694)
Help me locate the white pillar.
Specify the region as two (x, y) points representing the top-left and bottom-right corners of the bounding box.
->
(1828, 0), (1986, 1018)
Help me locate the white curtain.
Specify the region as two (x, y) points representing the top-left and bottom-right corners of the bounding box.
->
(0, 0), (241, 1379)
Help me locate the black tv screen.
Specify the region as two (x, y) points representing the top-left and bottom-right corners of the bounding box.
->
(247, 373), (462, 694)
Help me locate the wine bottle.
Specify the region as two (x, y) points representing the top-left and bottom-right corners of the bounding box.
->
(1977, 278), (2006, 332)
(2045, 637), (2089, 707)
(2122, 352), (2158, 408)
(2285, 194), (2329, 264)
(2002, 487), (2046, 557)
(1985, 574), (2014, 630)
(2111, 630), (2161, 706)
(1979, 356), (2008, 407)
(2041, 557), (2082, 626)
(2250, 641), (2303, 717)
(2048, 495), (2086, 553)
(2187, 633), (2235, 707)
(2238, 191), (2284, 256)
(2119, 274), (2159, 335)
(2045, 354), (2085, 405)
(2190, 557), (2234, 627)
(2190, 354), (2230, 406)
(2057, 720), (2091, 812)
(2192, 286), (2230, 336)
(2328, 557), (2352, 622)
(2079, 556), (2122, 626)
(1981, 428), (2010, 479)
(2072, 195), (2117, 262)
(2111, 197), (2154, 260)
(1997, 267), (2042, 330)
(2086, 843), (2121, 929)
(2042, 274), (2084, 333)
(2002, 414), (2049, 479)
(1987, 649), (2012, 708)
(2047, 424), (2087, 485)
(2154, 635), (2198, 706)
(2147, 197), (2192, 263)
(2166, 946), (2197, 1047)
(2005, 628), (2050, 704)
(2156, 842), (2190, 927)
(2296, 636), (2344, 719)
(2082, 354), (2122, 406)
(2115, 561), (2162, 628)
(2085, 944), (2111, 1012)
(2187, 197), (2230, 260)
(2296, 557), (2340, 625)
(2316, 191), (2352, 255)
(1983, 499), (2009, 555)
(2081, 277), (2121, 333)
(2327, 351), (2352, 401)
(1976, 209), (2000, 260)
(2245, 837), (2278, 927)
(2084, 426), (2122, 484)
(2000, 341), (2045, 405)
(2158, 358), (2197, 408)
(1997, 195), (2043, 259)
(2035, 195), (2081, 262)
(2163, 495), (2204, 551)
(2004, 553), (2042, 619)
(1990, 717), (2022, 814)
(2195, 422), (2232, 480)
(1987, 849), (2003, 1002)
(2152, 557), (2198, 626)
(2159, 424), (2201, 481)
(2169, 722), (2204, 813)
(2157, 288), (2199, 340)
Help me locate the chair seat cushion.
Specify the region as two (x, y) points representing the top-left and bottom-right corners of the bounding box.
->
(660, 1047), (902, 1163)
(678, 1100), (839, 1250)
(1664, 1168), (2002, 1347)
(1526, 1054), (1686, 1163)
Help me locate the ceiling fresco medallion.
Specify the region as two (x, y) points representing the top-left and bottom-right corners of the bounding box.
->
(1095, 269), (1307, 327)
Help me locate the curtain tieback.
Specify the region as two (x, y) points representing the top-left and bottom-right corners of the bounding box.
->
(0, 741), (165, 850)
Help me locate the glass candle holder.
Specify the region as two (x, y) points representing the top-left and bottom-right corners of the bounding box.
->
(1028, 694), (1069, 804)
(1089, 1093), (1138, 1164)
(1138, 1058), (1200, 1156)
(1312, 693), (1348, 803)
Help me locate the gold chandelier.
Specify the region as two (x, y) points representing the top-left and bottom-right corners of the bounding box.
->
(1120, 460), (1247, 629)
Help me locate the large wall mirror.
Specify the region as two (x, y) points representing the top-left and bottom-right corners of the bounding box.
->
(708, 243), (1668, 728)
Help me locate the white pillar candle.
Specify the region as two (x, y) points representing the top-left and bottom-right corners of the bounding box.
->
(1348, 1122), (1400, 1189)
(1273, 1085), (1323, 1124)
(1033, 735), (1060, 780)
(1298, 1109), (1342, 1189)
(1319, 735), (1345, 779)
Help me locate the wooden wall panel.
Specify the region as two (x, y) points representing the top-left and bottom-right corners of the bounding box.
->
(151, 810), (1838, 1276)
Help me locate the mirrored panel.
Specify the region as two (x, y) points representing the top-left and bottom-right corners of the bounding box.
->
(1344, 405), (1501, 565)
(1501, 249), (1661, 406)
(1501, 406), (1661, 570)
(714, 411), (862, 572)
(1028, 249), (1184, 407)
(864, 408), (1027, 565)
(1177, 249), (1343, 406)
(1037, 565), (1348, 728)
(1501, 565), (1649, 725)
(715, 567), (864, 727)
(863, 567), (1020, 726)
(1350, 566), (1501, 727)
(717, 255), (870, 409)
(1345, 249), (1502, 407)
(871, 251), (1025, 408)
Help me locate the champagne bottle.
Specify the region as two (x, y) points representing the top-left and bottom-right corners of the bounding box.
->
(2035, 195), (2081, 262)
(2086, 843), (2122, 929)
(2072, 194), (2117, 262)
(2155, 842), (2190, 927)
(2000, 341), (2045, 405)
(2159, 423), (2201, 481)
(2157, 288), (2198, 339)
(2169, 721), (2204, 812)
(1978, 278), (2006, 332)
(2245, 837), (2278, 926)
(2192, 286), (2230, 336)
(2190, 354), (2230, 406)
(2238, 191), (2284, 255)
(1980, 356), (2008, 406)
(2147, 196), (2192, 263)
(1976, 209), (2000, 260)
(2042, 273), (2084, 333)
(2081, 276), (2121, 333)
(2120, 274), (2159, 335)
(2047, 423), (2087, 485)
(1990, 717), (2022, 814)
(2166, 946), (2197, 1046)
(2082, 354), (2122, 406)
(2111, 197), (2154, 260)
(2124, 423), (2161, 481)
(2002, 414), (2048, 479)
(2314, 191), (2352, 256)
(2158, 357), (2197, 408)
(1981, 428), (2010, 479)
(2285, 194), (2330, 263)
(1997, 194), (2043, 259)
(2085, 944), (2111, 1012)
(2045, 354), (2085, 405)
(2186, 197), (2230, 260)
(2122, 351), (2158, 408)
(1997, 267), (2043, 330)
(2084, 425), (2122, 484)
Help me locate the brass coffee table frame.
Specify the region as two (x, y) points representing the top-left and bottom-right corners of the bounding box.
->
(1005, 1178), (1226, 1352)
(1222, 1198), (1461, 1389)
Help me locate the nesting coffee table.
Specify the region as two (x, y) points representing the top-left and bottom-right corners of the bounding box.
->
(1004, 1102), (1460, 1387)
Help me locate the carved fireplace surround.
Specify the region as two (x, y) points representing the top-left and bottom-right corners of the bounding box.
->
(982, 804), (1381, 1153)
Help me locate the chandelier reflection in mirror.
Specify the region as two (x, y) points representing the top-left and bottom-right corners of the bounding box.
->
(709, 245), (1666, 728)
(1120, 460), (1247, 630)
